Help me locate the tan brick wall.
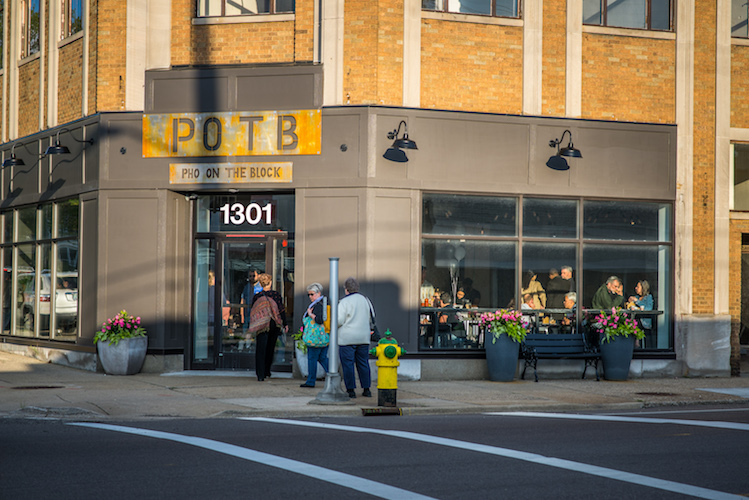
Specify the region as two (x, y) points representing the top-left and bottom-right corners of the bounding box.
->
(171, 0), (307, 66)
(731, 45), (749, 129)
(96, 0), (127, 110)
(421, 20), (523, 114)
(18, 60), (40, 136)
(693, 0), (716, 314)
(542, 0), (566, 117)
(581, 33), (675, 123)
(344, 0), (379, 104)
(58, 39), (84, 124)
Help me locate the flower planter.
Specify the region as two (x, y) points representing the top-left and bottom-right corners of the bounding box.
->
(599, 335), (635, 381)
(484, 333), (520, 382)
(97, 336), (148, 375)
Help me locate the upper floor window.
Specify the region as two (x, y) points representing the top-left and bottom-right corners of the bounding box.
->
(61, 0), (83, 39)
(196, 0), (294, 17)
(731, 143), (749, 210)
(732, 0), (749, 38)
(421, 0), (520, 18)
(583, 0), (673, 32)
(21, 0), (40, 58)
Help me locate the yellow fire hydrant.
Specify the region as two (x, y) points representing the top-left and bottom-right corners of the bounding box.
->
(370, 329), (405, 407)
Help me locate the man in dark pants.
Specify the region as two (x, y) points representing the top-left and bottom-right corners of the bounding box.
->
(337, 277), (373, 398)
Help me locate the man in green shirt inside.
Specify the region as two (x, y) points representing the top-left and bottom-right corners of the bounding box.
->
(591, 276), (624, 310)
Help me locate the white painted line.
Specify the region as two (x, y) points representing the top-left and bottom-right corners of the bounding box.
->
(245, 417), (743, 500)
(697, 388), (749, 399)
(486, 411), (749, 432)
(68, 423), (435, 500)
(604, 407), (749, 416)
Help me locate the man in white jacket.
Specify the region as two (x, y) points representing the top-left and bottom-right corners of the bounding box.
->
(337, 277), (373, 398)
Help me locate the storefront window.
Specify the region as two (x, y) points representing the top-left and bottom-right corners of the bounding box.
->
(583, 244), (671, 349)
(423, 193), (516, 237)
(419, 194), (673, 352)
(523, 198), (577, 239)
(0, 200), (79, 342)
(17, 207), (36, 242)
(583, 200), (671, 242)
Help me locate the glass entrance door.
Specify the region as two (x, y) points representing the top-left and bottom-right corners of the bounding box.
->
(192, 233), (292, 370)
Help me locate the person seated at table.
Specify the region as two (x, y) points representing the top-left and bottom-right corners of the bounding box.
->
(437, 291), (464, 347)
(560, 292), (577, 333)
(591, 276), (624, 310)
(521, 271), (546, 309)
(455, 287), (471, 308)
(628, 279), (653, 331)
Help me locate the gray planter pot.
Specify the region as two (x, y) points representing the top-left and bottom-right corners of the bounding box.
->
(484, 333), (520, 382)
(599, 335), (635, 381)
(97, 336), (148, 375)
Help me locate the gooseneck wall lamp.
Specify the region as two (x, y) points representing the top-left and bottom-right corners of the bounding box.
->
(43, 128), (95, 157)
(549, 129), (582, 158)
(547, 129), (582, 171)
(383, 120), (418, 162)
(3, 143), (25, 168)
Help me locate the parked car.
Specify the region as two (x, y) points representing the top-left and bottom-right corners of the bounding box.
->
(22, 272), (78, 331)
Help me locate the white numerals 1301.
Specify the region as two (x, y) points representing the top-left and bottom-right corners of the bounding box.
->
(219, 203), (273, 225)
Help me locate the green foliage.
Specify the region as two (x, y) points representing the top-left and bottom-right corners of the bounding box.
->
(293, 327), (307, 354)
(94, 310), (147, 346)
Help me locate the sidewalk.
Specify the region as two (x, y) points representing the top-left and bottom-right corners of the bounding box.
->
(1, 350), (748, 421)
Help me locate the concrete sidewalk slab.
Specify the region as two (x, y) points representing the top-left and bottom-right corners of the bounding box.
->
(1, 350), (749, 421)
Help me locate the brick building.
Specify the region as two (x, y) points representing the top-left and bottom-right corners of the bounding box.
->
(0, 0), (741, 378)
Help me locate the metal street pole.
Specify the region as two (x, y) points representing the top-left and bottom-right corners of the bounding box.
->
(313, 257), (350, 403)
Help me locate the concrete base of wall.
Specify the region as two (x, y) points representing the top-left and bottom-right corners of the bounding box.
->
(675, 314), (732, 377)
(142, 354), (184, 373)
(0, 343), (98, 372)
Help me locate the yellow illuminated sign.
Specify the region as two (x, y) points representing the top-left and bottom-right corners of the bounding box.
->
(143, 110), (321, 158)
(169, 163), (293, 184)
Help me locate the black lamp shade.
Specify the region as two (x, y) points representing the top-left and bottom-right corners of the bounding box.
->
(393, 136), (418, 150)
(560, 146), (582, 158)
(45, 143), (71, 156)
(2, 155), (25, 168)
(383, 148), (409, 162)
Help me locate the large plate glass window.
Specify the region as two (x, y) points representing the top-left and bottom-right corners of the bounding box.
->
(421, 194), (517, 350)
(0, 200), (79, 342)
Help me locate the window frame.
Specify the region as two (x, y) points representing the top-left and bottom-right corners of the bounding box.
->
(583, 0), (674, 32)
(60, 0), (83, 40)
(421, 0), (521, 19)
(196, 0), (295, 18)
(20, 0), (40, 59)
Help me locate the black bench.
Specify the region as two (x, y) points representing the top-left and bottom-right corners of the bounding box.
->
(521, 331), (600, 382)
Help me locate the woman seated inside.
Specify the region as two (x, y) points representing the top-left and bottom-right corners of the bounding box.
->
(628, 280), (654, 346)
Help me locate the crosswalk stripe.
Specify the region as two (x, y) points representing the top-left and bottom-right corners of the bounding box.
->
(246, 417), (743, 500)
(68, 422), (436, 500)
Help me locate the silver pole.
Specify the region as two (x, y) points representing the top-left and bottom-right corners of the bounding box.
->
(312, 257), (350, 404)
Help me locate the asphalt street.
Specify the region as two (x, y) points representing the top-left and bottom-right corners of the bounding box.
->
(2, 407), (748, 499)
